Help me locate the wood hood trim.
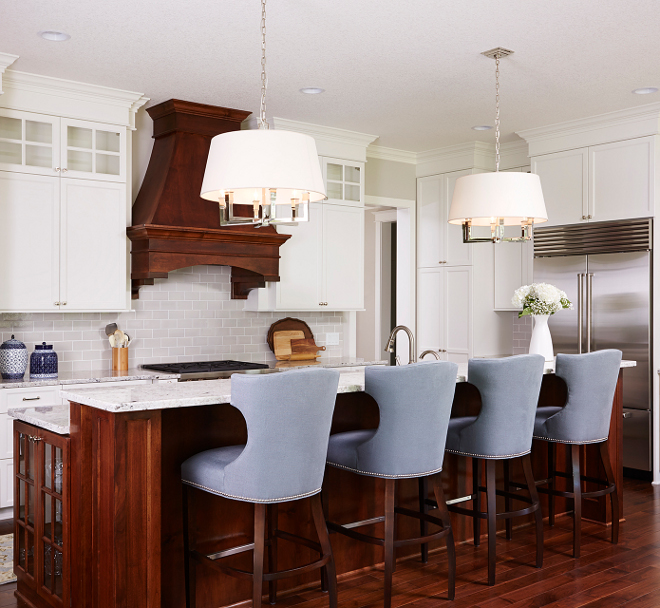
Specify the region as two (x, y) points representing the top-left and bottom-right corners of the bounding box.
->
(129, 99), (291, 300)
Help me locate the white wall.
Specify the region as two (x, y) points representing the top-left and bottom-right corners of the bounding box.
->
(356, 211), (377, 360)
(365, 158), (416, 200)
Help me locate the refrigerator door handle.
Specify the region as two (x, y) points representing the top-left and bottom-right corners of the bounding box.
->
(586, 273), (593, 353)
(577, 273), (584, 354)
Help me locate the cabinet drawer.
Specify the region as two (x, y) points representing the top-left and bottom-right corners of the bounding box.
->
(0, 458), (12, 508)
(0, 386), (60, 413)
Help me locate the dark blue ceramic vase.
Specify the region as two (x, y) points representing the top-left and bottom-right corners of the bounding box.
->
(30, 343), (58, 379)
(0, 335), (28, 381)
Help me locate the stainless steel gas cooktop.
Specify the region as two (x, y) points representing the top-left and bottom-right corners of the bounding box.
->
(142, 360), (271, 381)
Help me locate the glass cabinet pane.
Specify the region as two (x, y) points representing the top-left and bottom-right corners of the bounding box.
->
(54, 447), (63, 494)
(0, 141), (22, 164)
(327, 163), (343, 181)
(27, 438), (35, 480)
(0, 116), (22, 140)
(28, 484), (35, 526)
(96, 153), (120, 175)
(26, 145), (51, 168)
(67, 125), (93, 149)
(18, 432), (26, 476)
(345, 165), (360, 183)
(96, 129), (120, 152)
(68, 149), (93, 172)
(345, 184), (360, 201)
(44, 443), (52, 490)
(327, 182), (343, 200)
(27, 530), (35, 576)
(26, 121), (52, 144)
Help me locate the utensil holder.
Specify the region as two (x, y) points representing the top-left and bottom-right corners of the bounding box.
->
(112, 348), (129, 371)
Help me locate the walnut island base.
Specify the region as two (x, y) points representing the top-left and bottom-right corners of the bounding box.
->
(13, 364), (628, 608)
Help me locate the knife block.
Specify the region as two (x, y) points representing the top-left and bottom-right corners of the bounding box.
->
(112, 348), (129, 371)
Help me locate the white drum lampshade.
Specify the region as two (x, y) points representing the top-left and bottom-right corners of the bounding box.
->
(201, 129), (326, 225)
(448, 172), (547, 226)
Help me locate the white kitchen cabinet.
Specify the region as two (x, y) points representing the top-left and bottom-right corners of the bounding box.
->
(0, 171), (60, 311)
(417, 169), (473, 268)
(245, 202), (365, 311)
(532, 148), (588, 227)
(532, 137), (655, 227)
(322, 157), (364, 206)
(417, 268), (444, 357)
(60, 179), (127, 310)
(0, 459), (12, 509)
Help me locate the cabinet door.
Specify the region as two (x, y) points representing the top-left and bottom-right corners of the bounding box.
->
(323, 203), (365, 309)
(60, 179), (127, 311)
(276, 202), (324, 310)
(444, 169), (473, 266)
(532, 148), (588, 227)
(417, 175), (443, 268)
(417, 268), (445, 359)
(323, 157), (364, 206)
(444, 266), (472, 364)
(0, 109), (60, 176)
(0, 172), (60, 311)
(61, 118), (126, 182)
(15, 423), (37, 584)
(589, 137), (654, 221)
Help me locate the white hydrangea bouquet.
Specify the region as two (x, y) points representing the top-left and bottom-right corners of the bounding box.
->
(512, 283), (572, 319)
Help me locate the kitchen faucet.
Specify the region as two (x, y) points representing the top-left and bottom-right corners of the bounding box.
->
(419, 349), (441, 360)
(385, 325), (416, 365)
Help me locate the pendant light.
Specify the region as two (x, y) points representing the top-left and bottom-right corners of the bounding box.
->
(448, 48), (547, 243)
(200, 0), (326, 226)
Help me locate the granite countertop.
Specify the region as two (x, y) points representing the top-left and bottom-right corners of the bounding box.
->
(9, 405), (70, 435)
(0, 368), (180, 389)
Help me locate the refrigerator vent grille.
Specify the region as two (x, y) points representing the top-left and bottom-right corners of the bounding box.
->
(534, 218), (652, 258)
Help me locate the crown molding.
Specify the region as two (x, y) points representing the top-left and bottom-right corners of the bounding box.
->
(0, 69), (148, 128)
(416, 141), (496, 177)
(365, 194), (415, 209)
(518, 102), (660, 156)
(0, 52), (19, 94)
(366, 144), (417, 164)
(243, 116), (378, 162)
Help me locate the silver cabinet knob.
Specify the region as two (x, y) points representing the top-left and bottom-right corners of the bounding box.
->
(61, 301), (67, 305)
(54, 167), (61, 172)
(62, 168), (68, 172)
(54, 301), (60, 306)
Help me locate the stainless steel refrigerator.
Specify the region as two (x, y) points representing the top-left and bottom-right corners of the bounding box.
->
(533, 218), (652, 471)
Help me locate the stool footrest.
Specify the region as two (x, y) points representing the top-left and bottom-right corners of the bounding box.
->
(276, 529), (322, 554)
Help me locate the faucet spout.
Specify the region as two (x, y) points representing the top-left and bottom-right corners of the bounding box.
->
(384, 325), (416, 364)
(420, 349), (442, 361)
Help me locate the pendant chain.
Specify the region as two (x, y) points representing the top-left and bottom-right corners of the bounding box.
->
(494, 53), (500, 172)
(259, 0), (269, 129)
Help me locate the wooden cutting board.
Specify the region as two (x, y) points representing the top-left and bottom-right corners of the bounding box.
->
(290, 338), (326, 360)
(267, 317), (314, 353)
(273, 330), (306, 360)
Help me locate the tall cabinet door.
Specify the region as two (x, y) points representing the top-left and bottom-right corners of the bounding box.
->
(323, 203), (365, 310)
(0, 172), (60, 311)
(444, 169), (473, 266)
(417, 175), (444, 268)
(417, 268), (445, 359)
(276, 203), (324, 310)
(60, 179), (127, 311)
(444, 266), (472, 364)
(532, 148), (588, 227)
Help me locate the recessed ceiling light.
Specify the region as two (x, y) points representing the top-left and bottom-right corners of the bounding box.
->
(299, 87), (325, 95)
(472, 125), (493, 131)
(632, 87), (658, 95)
(38, 30), (71, 42)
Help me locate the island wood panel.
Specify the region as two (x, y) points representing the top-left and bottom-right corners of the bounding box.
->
(66, 371), (624, 608)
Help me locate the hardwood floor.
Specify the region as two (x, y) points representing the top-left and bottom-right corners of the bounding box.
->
(2, 478), (659, 607)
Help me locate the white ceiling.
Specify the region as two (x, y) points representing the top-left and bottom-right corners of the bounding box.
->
(2, 0), (660, 151)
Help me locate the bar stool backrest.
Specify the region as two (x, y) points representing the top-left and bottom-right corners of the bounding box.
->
(459, 355), (545, 458)
(355, 361), (458, 478)
(225, 368), (340, 502)
(545, 350), (623, 444)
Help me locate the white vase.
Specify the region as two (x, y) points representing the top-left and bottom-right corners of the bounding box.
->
(529, 314), (554, 362)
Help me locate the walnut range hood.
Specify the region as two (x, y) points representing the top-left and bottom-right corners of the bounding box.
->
(127, 99), (291, 300)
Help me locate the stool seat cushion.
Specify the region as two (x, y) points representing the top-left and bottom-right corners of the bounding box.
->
(326, 430), (377, 474)
(533, 406), (563, 440)
(182, 445), (246, 498)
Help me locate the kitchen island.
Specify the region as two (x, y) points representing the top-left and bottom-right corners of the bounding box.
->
(11, 361), (634, 608)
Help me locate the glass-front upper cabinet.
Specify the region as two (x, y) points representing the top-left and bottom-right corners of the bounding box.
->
(0, 109), (60, 176)
(321, 157), (364, 206)
(61, 118), (126, 182)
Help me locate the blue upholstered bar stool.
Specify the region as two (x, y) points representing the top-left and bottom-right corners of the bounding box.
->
(442, 355), (545, 586)
(181, 368), (340, 608)
(532, 350), (622, 558)
(325, 362), (458, 607)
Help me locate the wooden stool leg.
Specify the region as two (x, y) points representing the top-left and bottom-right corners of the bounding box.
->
(253, 504), (267, 608)
(267, 504), (278, 604)
(599, 440), (619, 544)
(182, 485), (196, 608)
(384, 479), (396, 608)
(486, 460), (497, 586)
(473, 457), (482, 547)
(503, 460), (512, 540)
(419, 476), (429, 563)
(548, 442), (556, 528)
(320, 482), (329, 592)
(571, 444), (582, 558)
(432, 476), (455, 601)
(311, 494), (338, 608)
(522, 454), (543, 568)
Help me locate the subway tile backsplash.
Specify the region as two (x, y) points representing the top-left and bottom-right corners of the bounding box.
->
(512, 314), (532, 355)
(1, 266), (346, 373)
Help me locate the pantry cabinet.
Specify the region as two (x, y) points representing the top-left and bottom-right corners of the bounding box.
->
(245, 201), (365, 311)
(532, 136), (654, 227)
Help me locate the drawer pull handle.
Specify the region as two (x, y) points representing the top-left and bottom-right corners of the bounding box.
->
(27, 435), (42, 442)
(623, 412), (633, 419)
(22, 396), (41, 402)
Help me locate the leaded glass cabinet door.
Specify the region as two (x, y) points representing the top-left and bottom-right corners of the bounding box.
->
(0, 108), (60, 176)
(14, 422), (38, 585)
(37, 429), (69, 607)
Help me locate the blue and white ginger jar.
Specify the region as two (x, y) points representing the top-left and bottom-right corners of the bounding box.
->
(30, 343), (58, 379)
(0, 335), (28, 381)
